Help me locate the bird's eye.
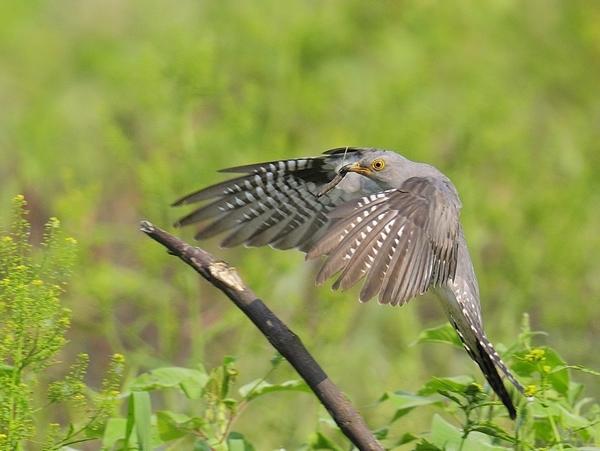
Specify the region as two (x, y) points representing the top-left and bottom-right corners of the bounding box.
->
(371, 158), (385, 171)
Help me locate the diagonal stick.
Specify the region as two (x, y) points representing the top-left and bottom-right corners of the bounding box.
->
(140, 220), (383, 451)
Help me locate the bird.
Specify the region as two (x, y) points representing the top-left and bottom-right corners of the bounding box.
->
(173, 147), (524, 418)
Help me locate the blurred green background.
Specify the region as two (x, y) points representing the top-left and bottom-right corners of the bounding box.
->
(1, 0), (600, 448)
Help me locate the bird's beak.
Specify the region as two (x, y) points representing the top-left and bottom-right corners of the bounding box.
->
(342, 162), (371, 175)
(316, 162), (370, 198)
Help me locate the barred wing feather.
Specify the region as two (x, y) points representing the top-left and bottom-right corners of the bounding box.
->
(307, 176), (461, 306)
(173, 154), (369, 251)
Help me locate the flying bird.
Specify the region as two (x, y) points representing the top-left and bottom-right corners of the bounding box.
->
(173, 147), (524, 418)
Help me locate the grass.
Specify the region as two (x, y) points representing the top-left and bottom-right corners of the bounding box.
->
(1, 0), (600, 448)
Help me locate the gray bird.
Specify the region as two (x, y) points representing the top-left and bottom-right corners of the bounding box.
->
(173, 147), (524, 418)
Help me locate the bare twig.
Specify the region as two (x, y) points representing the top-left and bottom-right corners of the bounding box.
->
(140, 220), (383, 451)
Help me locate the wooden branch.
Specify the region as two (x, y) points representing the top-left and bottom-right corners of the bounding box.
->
(140, 220), (383, 451)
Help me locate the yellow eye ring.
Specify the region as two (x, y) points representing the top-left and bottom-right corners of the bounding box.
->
(371, 158), (385, 171)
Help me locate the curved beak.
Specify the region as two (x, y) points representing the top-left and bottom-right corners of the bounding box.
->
(341, 162), (371, 176)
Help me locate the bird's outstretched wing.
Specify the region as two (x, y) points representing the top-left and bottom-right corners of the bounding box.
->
(173, 148), (376, 251)
(307, 176), (461, 306)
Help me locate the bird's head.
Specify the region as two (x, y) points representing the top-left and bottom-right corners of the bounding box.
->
(340, 150), (409, 187)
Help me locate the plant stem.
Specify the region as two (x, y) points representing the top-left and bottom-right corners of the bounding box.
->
(539, 369), (563, 451)
(7, 320), (26, 448)
(547, 413), (563, 451)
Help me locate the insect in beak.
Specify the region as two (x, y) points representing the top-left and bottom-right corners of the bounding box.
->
(316, 163), (355, 197)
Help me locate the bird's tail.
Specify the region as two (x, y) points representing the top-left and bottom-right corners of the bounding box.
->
(448, 314), (524, 419)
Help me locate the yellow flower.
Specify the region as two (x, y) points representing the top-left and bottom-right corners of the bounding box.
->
(31, 279), (44, 286)
(525, 348), (546, 362)
(524, 384), (538, 397)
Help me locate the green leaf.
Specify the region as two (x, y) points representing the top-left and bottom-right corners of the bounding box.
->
(156, 410), (205, 442)
(557, 405), (592, 429)
(317, 416), (339, 430)
(414, 323), (462, 348)
(227, 431), (256, 451)
(383, 390), (442, 409)
(129, 366), (208, 399)
(307, 431), (343, 450)
(428, 415), (510, 451)
(569, 381), (586, 406)
(531, 417), (556, 443)
(428, 414), (463, 450)
(511, 357), (536, 378)
(396, 432), (419, 446)
(512, 347), (569, 394)
(419, 376), (474, 397)
(381, 390), (442, 421)
(194, 440), (212, 451)
(129, 391), (153, 451)
(373, 427), (388, 440)
(470, 423), (516, 443)
(270, 354), (284, 367)
(102, 417), (127, 449)
(415, 439), (443, 451)
(238, 379), (310, 401)
(528, 398), (561, 419)
(543, 349), (570, 395)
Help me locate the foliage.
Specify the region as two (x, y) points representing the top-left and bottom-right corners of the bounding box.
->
(94, 314), (600, 450)
(375, 314), (600, 450)
(102, 355), (309, 450)
(1, 0), (600, 448)
(0, 197), (124, 450)
(1, 197), (599, 449)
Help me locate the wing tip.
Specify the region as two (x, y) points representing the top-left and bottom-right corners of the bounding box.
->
(171, 190), (213, 206)
(171, 196), (189, 207)
(174, 212), (203, 228)
(305, 248), (321, 260)
(358, 293), (374, 304)
(217, 166), (251, 174)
